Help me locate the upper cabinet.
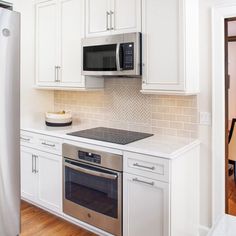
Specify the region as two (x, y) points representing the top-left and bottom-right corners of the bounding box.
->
(34, 0), (199, 94)
(35, 0), (104, 90)
(35, 0), (58, 86)
(85, 0), (141, 37)
(141, 0), (199, 95)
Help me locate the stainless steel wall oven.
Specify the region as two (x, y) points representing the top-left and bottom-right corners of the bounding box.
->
(63, 143), (123, 236)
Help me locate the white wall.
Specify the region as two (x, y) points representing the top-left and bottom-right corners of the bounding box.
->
(14, 0), (54, 127)
(228, 42), (236, 121)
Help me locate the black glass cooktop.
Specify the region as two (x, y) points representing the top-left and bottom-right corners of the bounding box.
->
(67, 127), (153, 145)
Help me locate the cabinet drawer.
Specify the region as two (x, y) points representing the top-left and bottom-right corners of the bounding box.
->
(124, 151), (169, 182)
(37, 135), (62, 155)
(21, 130), (62, 155)
(21, 131), (36, 147)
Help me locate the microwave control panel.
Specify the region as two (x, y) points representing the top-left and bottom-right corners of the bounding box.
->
(121, 43), (134, 70)
(78, 150), (101, 164)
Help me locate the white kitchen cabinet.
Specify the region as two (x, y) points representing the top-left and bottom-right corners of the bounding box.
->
(85, 0), (141, 37)
(20, 146), (62, 214)
(123, 148), (199, 236)
(141, 0), (199, 95)
(123, 173), (170, 236)
(86, 0), (110, 37)
(35, 0), (58, 85)
(21, 147), (37, 202)
(112, 0), (141, 35)
(35, 0), (104, 90)
(37, 151), (62, 213)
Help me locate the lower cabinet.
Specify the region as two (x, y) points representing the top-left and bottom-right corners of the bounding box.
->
(123, 173), (170, 236)
(21, 146), (62, 214)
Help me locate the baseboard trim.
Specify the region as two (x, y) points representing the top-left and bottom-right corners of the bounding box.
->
(198, 225), (211, 236)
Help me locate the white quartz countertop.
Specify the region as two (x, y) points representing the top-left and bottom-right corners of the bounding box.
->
(21, 123), (200, 159)
(208, 214), (236, 236)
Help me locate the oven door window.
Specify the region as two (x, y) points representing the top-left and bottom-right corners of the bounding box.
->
(83, 44), (117, 71)
(65, 160), (119, 219)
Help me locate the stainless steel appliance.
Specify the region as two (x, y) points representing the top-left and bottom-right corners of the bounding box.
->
(67, 127), (153, 145)
(0, 3), (20, 236)
(82, 32), (142, 77)
(63, 143), (123, 236)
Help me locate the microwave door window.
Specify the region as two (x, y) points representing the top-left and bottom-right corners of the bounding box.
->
(83, 44), (117, 71)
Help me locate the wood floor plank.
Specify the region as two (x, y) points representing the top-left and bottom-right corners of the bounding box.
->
(228, 174), (236, 216)
(20, 201), (97, 236)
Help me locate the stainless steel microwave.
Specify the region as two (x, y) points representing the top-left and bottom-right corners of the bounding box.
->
(82, 32), (142, 77)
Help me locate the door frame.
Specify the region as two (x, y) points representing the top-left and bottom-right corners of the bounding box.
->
(212, 4), (236, 224)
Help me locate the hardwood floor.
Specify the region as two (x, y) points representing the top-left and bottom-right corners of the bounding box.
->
(20, 201), (97, 236)
(228, 174), (236, 216)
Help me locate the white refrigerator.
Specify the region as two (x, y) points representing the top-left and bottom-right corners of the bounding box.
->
(0, 5), (20, 236)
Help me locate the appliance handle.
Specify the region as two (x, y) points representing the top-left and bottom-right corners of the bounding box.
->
(116, 43), (121, 71)
(64, 162), (118, 180)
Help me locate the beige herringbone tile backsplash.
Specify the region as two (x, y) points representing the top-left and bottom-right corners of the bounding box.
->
(54, 78), (198, 138)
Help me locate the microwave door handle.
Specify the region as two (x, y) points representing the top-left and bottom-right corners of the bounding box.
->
(64, 162), (118, 180)
(116, 43), (121, 71)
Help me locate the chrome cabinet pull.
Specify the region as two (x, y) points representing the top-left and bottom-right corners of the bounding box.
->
(57, 66), (61, 82)
(133, 177), (155, 186)
(54, 66), (58, 82)
(32, 155), (38, 174)
(55, 66), (60, 82)
(133, 163), (155, 170)
(110, 11), (114, 30)
(35, 155), (39, 173)
(106, 11), (110, 30)
(32, 155), (35, 173)
(41, 142), (56, 147)
(21, 137), (30, 142)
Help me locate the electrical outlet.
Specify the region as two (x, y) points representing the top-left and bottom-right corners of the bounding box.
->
(199, 112), (211, 125)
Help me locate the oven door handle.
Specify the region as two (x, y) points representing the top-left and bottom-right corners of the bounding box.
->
(64, 162), (118, 180)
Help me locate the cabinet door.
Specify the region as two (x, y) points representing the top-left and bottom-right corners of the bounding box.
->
(35, 0), (58, 85)
(59, 0), (85, 87)
(123, 173), (170, 236)
(36, 151), (62, 214)
(21, 147), (37, 202)
(142, 0), (184, 91)
(111, 0), (141, 34)
(86, 0), (110, 37)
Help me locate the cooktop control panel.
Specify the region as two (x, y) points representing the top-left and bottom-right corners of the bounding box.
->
(78, 150), (101, 164)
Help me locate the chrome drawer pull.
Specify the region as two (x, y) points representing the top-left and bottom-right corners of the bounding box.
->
(41, 142), (56, 147)
(133, 163), (155, 170)
(132, 178), (154, 186)
(21, 137), (30, 142)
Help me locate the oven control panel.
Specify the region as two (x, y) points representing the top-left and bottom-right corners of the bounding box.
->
(78, 150), (101, 164)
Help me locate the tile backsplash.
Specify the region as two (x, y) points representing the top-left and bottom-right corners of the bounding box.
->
(54, 78), (198, 138)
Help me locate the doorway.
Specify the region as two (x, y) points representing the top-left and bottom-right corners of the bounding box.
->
(225, 18), (236, 216)
(212, 4), (236, 225)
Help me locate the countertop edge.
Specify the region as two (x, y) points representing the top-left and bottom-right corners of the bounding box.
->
(21, 127), (201, 160)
